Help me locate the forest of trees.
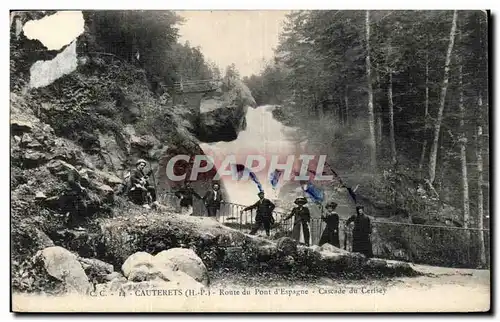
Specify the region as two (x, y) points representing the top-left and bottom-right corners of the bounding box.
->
(244, 10), (489, 265)
(83, 11), (224, 90)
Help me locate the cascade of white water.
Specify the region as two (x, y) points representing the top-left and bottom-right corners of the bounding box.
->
(199, 105), (304, 208)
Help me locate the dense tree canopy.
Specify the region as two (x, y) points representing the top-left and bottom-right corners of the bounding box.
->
(244, 10), (489, 235)
(85, 10), (220, 88)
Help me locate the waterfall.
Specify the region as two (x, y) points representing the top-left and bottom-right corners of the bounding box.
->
(199, 105), (304, 209)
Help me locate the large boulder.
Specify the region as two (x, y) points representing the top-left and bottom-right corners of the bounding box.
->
(197, 100), (248, 142)
(33, 246), (91, 294)
(121, 252), (156, 279)
(196, 79), (256, 143)
(121, 250), (209, 286)
(155, 248), (210, 286)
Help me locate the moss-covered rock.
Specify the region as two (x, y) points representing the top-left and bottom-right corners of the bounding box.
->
(95, 209), (421, 279)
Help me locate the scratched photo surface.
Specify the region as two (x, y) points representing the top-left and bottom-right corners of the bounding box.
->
(10, 10), (490, 313)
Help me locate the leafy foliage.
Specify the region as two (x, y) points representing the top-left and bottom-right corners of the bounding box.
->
(84, 11), (220, 88)
(244, 10), (489, 222)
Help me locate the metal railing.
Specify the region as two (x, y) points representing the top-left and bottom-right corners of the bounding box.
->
(366, 220), (491, 269)
(158, 192), (490, 269)
(170, 79), (221, 93)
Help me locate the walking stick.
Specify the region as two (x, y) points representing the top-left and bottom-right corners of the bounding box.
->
(148, 161), (157, 204)
(149, 162), (157, 191)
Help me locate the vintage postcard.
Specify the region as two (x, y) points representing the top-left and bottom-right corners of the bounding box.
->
(10, 9), (490, 313)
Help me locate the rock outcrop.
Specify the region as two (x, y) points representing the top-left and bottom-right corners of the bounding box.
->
(154, 248), (210, 286)
(115, 251), (206, 289)
(197, 79), (256, 143)
(33, 246), (91, 294)
(23, 245), (206, 295)
(97, 210), (420, 279)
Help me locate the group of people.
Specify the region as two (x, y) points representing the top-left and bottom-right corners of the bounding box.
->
(125, 159), (226, 216)
(124, 159), (373, 258)
(174, 181), (223, 217)
(320, 202), (373, 258)
(238, 191), (374, 258)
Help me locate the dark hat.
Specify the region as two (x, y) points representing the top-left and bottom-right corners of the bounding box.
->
(257, 191), (265, 196)
(356, 205), (365, 213)
(325, 201), (338, 210)
(294, 197), (308, 205)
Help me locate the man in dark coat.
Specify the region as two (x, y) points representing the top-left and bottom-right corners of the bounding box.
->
(319, 201), (340, 247)
(284, 197), (311, 246)
(175, 181), (202, 214)
(241, 191), (276, 237)
(345, 205), (373, 258)
(128, 159), (156, 208)
(203, 182), (223, 219)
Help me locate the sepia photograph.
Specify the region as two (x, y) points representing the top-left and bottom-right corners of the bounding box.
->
(9, 8), (491, 313)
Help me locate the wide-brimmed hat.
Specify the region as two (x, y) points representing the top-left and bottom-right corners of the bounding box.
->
(136, 159), (147, 166)
(294, 197), (308, 205)
(325, 201), (338, 210)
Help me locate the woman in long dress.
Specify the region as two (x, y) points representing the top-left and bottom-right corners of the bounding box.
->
(319, 201), (340, 247)
(345, 205), (373, 258)
(284, 197), (311, 246)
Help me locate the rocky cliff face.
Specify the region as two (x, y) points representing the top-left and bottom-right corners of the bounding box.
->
(10, 13), (232, 265)
(197, 78), (256, 143)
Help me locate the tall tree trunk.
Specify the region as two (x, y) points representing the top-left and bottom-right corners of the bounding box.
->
(376, 113), (382, 151)
(318, 98), (325, 120)
(477, 94), (486, 266)
(388, 70), (397, 165)
(365, 10), (377, 169)
(419, 41), (430, 172)
(428, 10), (458, 184)
(476, 12), (487, 268)
(386, 41), (397, 166)
(458, 63), (470, 228)
(344, 85), (349, 126)
(338, 99), (343, 126)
